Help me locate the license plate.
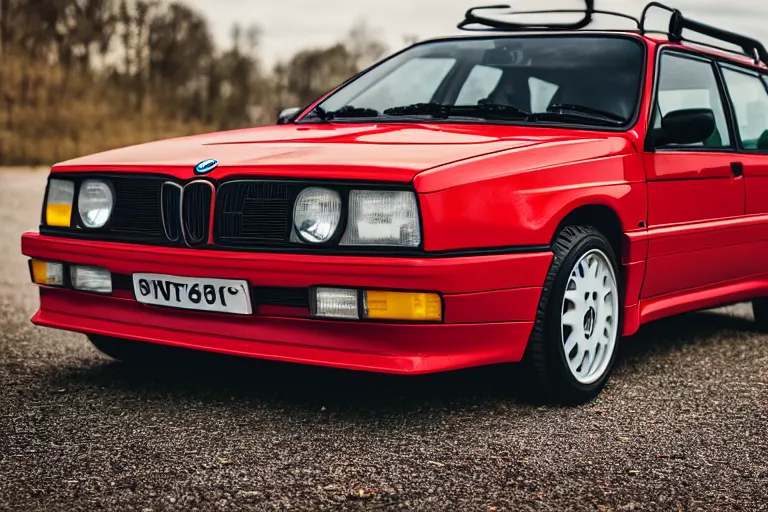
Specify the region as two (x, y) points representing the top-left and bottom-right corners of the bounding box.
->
(133, 273), (252, 315)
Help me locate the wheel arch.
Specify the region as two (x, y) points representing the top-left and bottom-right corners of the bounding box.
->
(551, 203), (626, 264)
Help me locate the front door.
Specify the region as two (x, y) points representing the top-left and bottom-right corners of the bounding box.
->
(642, 51), (745, 299)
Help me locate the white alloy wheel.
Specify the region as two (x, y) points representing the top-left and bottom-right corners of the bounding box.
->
(560, 248), (619, 385)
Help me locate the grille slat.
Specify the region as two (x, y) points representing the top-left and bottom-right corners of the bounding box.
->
(161, 183), (182, 241)
(215, 181), (296, 246)
(110, 178), (164, 236)
(182, 182), (213, 246)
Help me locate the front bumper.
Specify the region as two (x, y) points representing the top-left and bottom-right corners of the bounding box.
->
(21, 233), (552, 374)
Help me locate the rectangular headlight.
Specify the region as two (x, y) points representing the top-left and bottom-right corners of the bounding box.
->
(340, 190), (421, 247)
(313, 287), (359, 319)
(29, 260), (65, 286)
(70, 265), (112, 294)
(45, 178), (75, 227)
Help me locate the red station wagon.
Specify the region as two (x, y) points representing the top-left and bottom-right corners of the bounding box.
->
(21, 2), (768, 403)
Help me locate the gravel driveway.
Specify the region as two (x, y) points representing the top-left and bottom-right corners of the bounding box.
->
(1, 169), (766, 511)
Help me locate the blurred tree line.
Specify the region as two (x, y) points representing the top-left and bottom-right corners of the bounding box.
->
(0, 0), (387, 165)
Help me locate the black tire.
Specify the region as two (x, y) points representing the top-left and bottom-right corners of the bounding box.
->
(752, 298), (768, 331)
(88, 335), (179, 365)
(525, 225), (622, 404)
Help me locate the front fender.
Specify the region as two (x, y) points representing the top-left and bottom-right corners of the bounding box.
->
(418, 153), (647, 252)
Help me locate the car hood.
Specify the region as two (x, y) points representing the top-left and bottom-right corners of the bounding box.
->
(53, 123), (635, 183)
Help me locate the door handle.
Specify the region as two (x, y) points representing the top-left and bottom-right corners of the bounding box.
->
(731, 162), (744, 177)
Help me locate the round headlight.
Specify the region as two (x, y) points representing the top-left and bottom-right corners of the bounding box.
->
(293, 187), (342, 243)
(78, 179), (113, 228)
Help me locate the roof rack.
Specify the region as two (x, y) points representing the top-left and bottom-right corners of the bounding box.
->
(457, 1), (768, 65)
(457, 2), (640, 32)
(640, 2), (768, 64)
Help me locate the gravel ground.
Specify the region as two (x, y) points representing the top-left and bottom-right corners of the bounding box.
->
(1, 168), (767, 511)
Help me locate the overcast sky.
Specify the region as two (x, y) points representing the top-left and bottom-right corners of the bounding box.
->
(183, 0), (768, 68)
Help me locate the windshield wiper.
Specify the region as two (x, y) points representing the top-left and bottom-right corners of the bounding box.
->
(328, 105), (381, 119)
(304, 105), (380, 122)
(303, 105), (333, 123)
(383, 103), (451, 118)
(311, 101), (624, 127)
(536, 103), (626, 125)
(383, 102), (530, 121)
(452, 103), (530, 120)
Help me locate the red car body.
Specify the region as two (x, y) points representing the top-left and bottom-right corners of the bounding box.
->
(20, 30), (768, 376)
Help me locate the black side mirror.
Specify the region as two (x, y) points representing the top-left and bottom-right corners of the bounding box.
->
(277, 107), (301, 125)
(653, 108), (716, 147)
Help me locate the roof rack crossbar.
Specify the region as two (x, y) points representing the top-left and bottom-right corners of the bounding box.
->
(640, 2), (768, 64)
(457, 2), (641, 32)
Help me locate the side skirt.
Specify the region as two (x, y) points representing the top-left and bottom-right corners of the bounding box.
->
(637, 272), (768, 326)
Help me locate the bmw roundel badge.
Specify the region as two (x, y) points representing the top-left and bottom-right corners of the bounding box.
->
(194, 159), (218, 174)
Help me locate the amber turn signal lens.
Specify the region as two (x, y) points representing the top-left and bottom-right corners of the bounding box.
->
(45, 178), (75, 227)
(30, 259), (65, 286)
(363, 290), (442, 321)
(46, 203), (73, 227)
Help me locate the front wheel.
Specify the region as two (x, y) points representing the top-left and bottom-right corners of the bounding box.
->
(752, 298), (768, 331)
(525, 226), (622, 404)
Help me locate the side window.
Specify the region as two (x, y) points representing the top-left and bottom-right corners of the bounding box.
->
(456, 65), (502, 105)
(655, 53), (731, 149)
(721, 67), (768, 150)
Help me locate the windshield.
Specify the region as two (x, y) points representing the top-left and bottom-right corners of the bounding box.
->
(306, 35), (644, 128)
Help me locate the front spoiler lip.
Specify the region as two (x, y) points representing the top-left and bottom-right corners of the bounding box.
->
(32, 291), (535, 375)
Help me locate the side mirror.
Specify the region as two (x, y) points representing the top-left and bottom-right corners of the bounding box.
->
(653, 108), (716, 147)
(276, 107), (301, 125)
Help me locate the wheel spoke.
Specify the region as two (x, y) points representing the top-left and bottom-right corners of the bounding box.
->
(562, 308), (580, 327)
(576, 349), (591, 379)
(586, 344), (603, 375)
(564, 330), (580, 354)
(564, 287), (580, 302)
(597, 266), (610, 292)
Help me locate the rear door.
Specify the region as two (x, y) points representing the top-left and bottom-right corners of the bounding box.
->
(718, 65), (768, 277)
(642, 51), (746, 298)
(719, 66), (768, 213)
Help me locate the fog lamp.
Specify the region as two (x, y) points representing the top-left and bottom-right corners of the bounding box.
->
(363, 290), (442, 321)
(313, 287), (359, 319)
(29, 260), (65, 286)
(70, 265), (112, 294)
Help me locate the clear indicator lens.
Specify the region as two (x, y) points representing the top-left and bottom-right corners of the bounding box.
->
(30, 260), (65, 286)
(293, 187), (342, 243)
(314, 287), (359, 319)
(45, 179), (75, 227)
(70, 265), (112, 294)
(78, 179), (113, 228)
(340, 190), (421, 247)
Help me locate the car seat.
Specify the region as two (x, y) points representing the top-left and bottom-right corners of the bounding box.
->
(758, 129), (768, 150)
